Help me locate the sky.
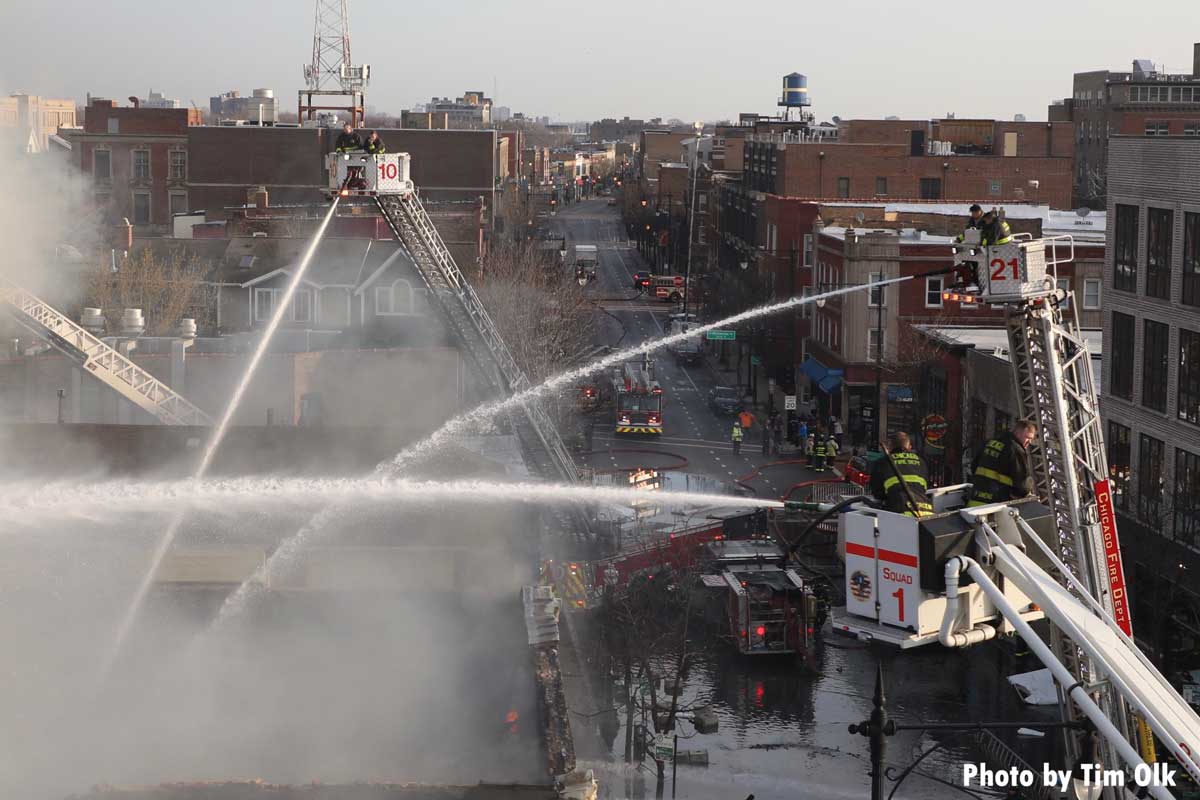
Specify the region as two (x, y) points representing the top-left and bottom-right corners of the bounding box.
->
(2, 0), (1197, 124)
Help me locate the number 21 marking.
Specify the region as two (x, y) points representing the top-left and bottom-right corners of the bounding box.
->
(990, 258), (1019, 281)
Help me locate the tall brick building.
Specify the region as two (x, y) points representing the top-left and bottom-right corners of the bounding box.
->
(1049, 43), (1200, 208)
(1099, 135), (1200, 669)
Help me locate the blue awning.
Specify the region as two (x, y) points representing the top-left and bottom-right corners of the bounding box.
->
(801, 356), (842, 394)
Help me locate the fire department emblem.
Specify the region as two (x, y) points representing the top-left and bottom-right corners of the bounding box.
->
(849, 570), (872, 601)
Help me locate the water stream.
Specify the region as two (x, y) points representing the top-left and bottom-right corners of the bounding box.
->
(210, 275), (911, 626)
(98, 197), (342, 678)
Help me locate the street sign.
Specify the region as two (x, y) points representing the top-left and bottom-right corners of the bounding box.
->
(750, 355), (762, 366)
(654, 734), (675, 762)
(784, 395), (797, 411)
(706, 330), (736, 341)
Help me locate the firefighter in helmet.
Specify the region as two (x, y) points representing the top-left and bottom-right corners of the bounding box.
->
(731, 421), (744, 455)
(979, 209), (1014, 246)
(869, 432), (934, 516)
(968, 419), (1037, 507)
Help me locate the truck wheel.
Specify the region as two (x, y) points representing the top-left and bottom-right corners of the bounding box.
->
(669, 292), (681, 304)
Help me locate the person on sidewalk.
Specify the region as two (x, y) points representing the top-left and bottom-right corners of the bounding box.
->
(811, 428), (827, 471)
(731, 421), (744, 455)
(833, 418), (844, 447)
(738, 408), (756, 432)
(798, 418), (809, 457)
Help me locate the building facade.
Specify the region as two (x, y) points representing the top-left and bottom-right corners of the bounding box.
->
(1049, 44), (1200, 208)
(209, 89), (279, 124)
(0, 94), (76, 153)
(1100, 135), (1200, 670)
(70, 98), (202, 233)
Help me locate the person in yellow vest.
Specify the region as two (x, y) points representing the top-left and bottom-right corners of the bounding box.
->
(811, 428), (828, 472)
(979, 209), (1014, 246)
(968, 419), (1037, 507)
(731, 421), (744, 456)
(869, 432), (934, 516)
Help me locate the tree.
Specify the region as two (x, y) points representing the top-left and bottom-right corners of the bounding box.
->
(81, 247), (218, 336)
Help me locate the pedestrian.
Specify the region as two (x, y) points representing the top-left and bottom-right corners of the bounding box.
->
(833, 417), (844, 446)
(771, 414), (784, 456)
(761, 422), (771, 456)
(805, 431), (814, 459)
(731, 421), (744, 456)
(738, 408), (756, 432)
(798, 418), (809, 454)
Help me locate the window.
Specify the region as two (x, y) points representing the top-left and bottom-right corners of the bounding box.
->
(925, 276), (944, 308)
(106, 117), (119, 134)
(875, 177), (887, 196)
(919, 177), (942, 200)
(1142, 319), (1169, 413)
(169, 150), (187, 180)
(1083, 278), (1101, 309)
(1056, 277), (1072, 310)
(766, 223), (777, 253)
(1107, 421), (1131, 511)
(1146, 207), (1173, 299)
(802, 234), (814, 268)
(168, 192), (188, 217)
(1137, 434), (1165, 524)
(868, 328), (883, 361)
(1110, 311), (1135, 400)
(1184, 211), (1200, 306)
(1113, 204), (1138, 292)
(868, 273), (886, 307)
(292, 289), (312, 324)
(254, 288), (279, 322)
(93, 149), (111, 182)
(1144, 122), (1169, 136)
(994, 409), (1012, 436)
(697, 194), (707, 210)
(1180, 328), (1200, 426)
(1175, 448), (1200, 546)
(375, 279), (414, 316)
(836, 177), (850, 198)
(131, 191), (151, 224)
(1186, 124), (1200, 137)
(132, 150), (150, 180)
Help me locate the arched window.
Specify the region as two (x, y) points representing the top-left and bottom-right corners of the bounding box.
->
(375, 278), (414, 315)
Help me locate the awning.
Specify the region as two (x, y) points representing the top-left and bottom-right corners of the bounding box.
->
(800, 356), (843, 394)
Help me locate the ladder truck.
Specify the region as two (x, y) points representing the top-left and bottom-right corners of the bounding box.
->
(327, 152), (579, 483)
(822, 228), (1200, 797)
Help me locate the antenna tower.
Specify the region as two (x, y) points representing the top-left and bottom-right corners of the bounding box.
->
(298, 0), (370, 127)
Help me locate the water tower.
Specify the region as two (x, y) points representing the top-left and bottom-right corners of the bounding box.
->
(778, 73), (812, 121)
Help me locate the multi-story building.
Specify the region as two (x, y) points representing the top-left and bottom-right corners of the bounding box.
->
(69, 97), (202, 232)
(422, 91), (492, 130)
(209, 89), (279, 124)
(1100, 135), (1200, 669)
(0, 94), (76, 153)
(141, 90), (180, 109)
(1049, 44), (1200, 208)
(589, 116), (651, 142)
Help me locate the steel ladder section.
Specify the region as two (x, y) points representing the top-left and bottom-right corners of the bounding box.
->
(1006, 300), (1132, 756)
(0, 284), (212, 426)
(375, 193), (579, 483)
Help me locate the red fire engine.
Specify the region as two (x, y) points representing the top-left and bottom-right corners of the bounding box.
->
(612, 357), (663, 435)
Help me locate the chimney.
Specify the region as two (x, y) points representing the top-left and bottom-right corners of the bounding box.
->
(128, 96), (140, 108)
(1194, 42), (1200, 78)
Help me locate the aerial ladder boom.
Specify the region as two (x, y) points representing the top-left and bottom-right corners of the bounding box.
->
(952, 229), (1137, 760)
(0, 281), (212, 426)
(328, 152), (578, 483)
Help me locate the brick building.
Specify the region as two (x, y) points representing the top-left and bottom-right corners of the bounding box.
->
(589, 116), (651, 141)
(1099, 135), (1200, 669)
(0, 94), (76, 153)
(497, 131), (524, 179)
(743, 118), (1074, 207)
(68, 98), (202, 233)
(1048, 43), (1200, 208)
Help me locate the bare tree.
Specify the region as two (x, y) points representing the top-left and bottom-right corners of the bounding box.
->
(81, 247), (218, 336)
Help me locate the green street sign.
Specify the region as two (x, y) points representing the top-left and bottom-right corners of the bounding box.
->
(707, 330), (736, 341)
(750, 355), (762, 366)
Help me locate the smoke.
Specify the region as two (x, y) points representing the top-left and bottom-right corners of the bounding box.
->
(0, 495), (545, 798)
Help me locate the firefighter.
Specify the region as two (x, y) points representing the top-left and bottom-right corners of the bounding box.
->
(968, 419), (1038, 507)
(825, 431), (840, 464)
(869, 432), (934, 516)
(955, 204), (984, 242)
(979, 209), (1013, 246)
(335, 122), (363, 152)
(811, 428), (827, 471)
(365, 130), (387, 155)
(731, 421), (744, 455)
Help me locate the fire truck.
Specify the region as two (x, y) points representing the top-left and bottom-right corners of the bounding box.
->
(640, 275), (686, 304)
(611, 356), (663, 435)
(817, 228), (1200, 793)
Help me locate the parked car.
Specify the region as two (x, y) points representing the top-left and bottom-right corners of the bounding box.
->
(708, 386), (741, 416)
(844, 450), (884, 487)
(632, 271), (652, 291)
(607, 197), (618, 206)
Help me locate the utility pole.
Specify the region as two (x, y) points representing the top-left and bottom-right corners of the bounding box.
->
(874, 276), (884, 446)
(684, 125), (702, 318)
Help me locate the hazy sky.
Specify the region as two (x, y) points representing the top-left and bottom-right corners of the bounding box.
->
(2, 0), (1197, 123)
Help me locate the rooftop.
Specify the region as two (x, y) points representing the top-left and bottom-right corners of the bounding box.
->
(818, 226), (957, 244)
(917, 326), (1103, 360)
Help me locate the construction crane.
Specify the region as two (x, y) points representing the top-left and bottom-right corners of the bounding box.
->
(0, 281), (212, 426)
(327, 152), (579, 483)
(825, 227), (1200, 797)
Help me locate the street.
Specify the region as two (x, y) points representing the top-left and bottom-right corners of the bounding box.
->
(547, 198), (1051, 799)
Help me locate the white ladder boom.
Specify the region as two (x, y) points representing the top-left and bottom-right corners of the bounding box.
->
(374, 193), (579, 483)
(0, 283), (212, 426)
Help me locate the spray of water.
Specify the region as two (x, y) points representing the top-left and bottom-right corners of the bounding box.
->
(213, 275), (910, 624)
(97, 198), (342, 679)
(0, 475), (781, 522)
